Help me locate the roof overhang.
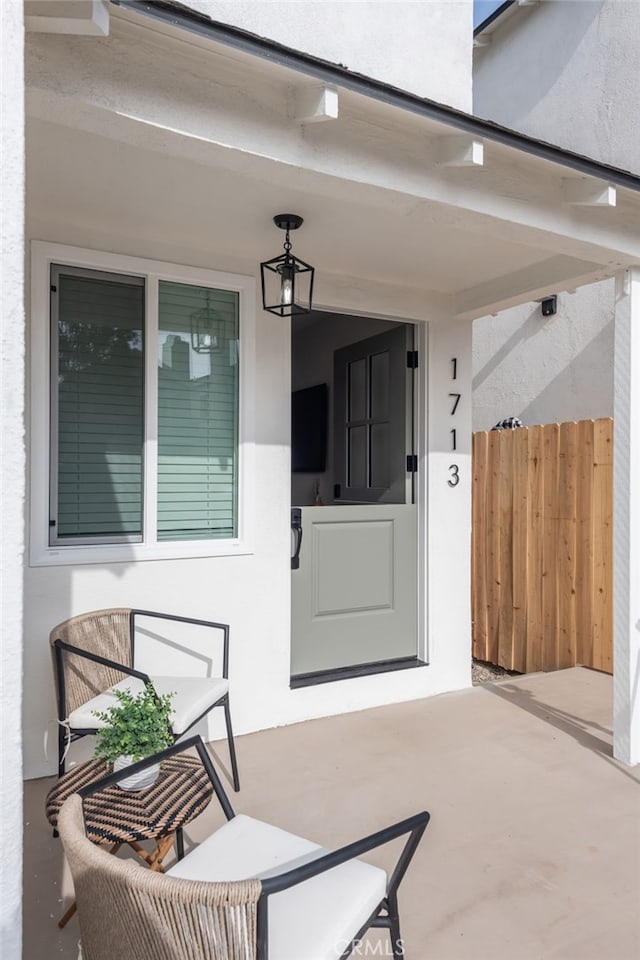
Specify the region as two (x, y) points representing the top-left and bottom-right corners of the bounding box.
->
(24, 0), (640, 321)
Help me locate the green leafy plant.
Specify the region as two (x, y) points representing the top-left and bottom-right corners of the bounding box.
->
(93, 684), (175, 765)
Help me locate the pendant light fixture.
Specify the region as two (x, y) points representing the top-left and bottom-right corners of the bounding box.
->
(260, 214), (314, 317)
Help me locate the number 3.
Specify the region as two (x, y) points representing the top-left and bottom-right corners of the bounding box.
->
(448, 464), (459, 487)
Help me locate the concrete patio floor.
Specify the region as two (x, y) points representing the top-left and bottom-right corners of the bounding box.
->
(23, 666), (639, 960)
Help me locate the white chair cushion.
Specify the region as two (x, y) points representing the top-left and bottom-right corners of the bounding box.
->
(168, 814), (388, 960)
(67, 675), (229, 735)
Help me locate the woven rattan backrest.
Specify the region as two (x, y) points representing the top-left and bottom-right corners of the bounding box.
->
(59, 796), (261, 960)
(50, 609), (134, 717)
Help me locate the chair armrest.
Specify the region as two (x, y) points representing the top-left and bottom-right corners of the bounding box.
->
(131, 610), (231, 677)
(54, 639), (152, 686)
(259, 811), (430, 897)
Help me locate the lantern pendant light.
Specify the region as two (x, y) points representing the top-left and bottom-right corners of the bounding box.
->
(260, 214), (314, 317)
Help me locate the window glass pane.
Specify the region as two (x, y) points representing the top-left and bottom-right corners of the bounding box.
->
(157, 282), (239, 541)
(54, 268), (144, 542)
(370, 351), (389, 419)
(348, 358), (367, 421)
(370, 423), (390, 488)
(348, 425), (367, 489)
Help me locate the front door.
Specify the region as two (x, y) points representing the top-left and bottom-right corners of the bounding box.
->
(291, 324), (418, 678)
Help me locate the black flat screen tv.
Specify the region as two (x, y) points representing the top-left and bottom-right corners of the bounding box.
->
(291, 383), (328, 473)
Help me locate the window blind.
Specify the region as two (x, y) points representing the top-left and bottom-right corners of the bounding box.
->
(157, 281), (239, 541)
(52, 267), (144, 543)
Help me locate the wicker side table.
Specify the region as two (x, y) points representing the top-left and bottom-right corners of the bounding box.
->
(46, 753), (214, 927)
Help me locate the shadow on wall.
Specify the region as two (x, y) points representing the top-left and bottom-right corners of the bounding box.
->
(472, 282), (615, 431)
(472, 303), (541, 393)
(518, 323), (613, 426)
(473, 0), (603, 127)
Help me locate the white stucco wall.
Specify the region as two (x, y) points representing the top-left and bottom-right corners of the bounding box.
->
(185, 0), (474, 110)
(472, 0), (640, 428)
(474, 0), (640, 172)
(23, 219), (473, 780)
(1, 0), (25, 956)
(472, 279), (614, 430)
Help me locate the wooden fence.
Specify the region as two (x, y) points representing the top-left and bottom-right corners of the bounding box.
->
(472, 418), (613, 674)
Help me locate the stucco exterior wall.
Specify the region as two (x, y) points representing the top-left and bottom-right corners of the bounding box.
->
(471, 0), (639, 428)
(185, 0), (474, 111)
(1, 1), (24, 956)
(474, 0), (640, 172)
(23, 217), (473, 780)
(472, 279), (614, 430)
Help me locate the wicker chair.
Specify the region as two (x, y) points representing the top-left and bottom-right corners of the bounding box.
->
(57, 737), (430, 960)
(50, 608), (239, 790)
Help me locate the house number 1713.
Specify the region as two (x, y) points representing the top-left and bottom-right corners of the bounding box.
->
(449, 357), (460, 486)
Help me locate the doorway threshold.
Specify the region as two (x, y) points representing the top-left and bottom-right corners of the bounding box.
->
(290, 656), (426, 689)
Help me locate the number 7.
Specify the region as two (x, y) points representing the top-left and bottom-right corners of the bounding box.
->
(449, 393), (461, 415)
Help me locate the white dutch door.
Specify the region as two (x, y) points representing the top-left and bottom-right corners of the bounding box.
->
(291, 325), (418, 677)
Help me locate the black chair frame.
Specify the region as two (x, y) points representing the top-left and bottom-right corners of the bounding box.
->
(52, 609), (239, 791)
(77, 736), (430, 960)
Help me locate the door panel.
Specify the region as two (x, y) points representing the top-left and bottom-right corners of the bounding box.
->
(291, 504), (417, 675)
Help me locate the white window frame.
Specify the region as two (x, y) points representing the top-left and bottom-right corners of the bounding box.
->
(30, 241), (256, 566)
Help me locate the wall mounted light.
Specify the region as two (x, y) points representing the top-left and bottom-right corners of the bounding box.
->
(260, 214), (314, 317)
(540, 295), (557, 317)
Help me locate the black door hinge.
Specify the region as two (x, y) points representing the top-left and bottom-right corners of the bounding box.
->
(333, 483), (341, 498)
(406, 350), (418, 369)
(406, 455), (418, 473)
(50, 284), (57, 293)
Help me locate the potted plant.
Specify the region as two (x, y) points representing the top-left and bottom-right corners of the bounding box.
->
(93, 683), (175, 791)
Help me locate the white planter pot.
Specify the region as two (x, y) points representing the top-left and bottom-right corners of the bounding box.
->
(113, 755), (160, 791)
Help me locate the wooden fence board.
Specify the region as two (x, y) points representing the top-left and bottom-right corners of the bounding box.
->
(526, 425), (544, 672)
(472, 430), (488, 660)
(542, 423), (560, 672)
(592, 419), (613, 673)
(486, 430), (502, 666)
(557, 421), (577, 669)
(511, 427), (529, 673)
(471, 418), (612, 675)
(498, 431), (514, 669)
(576, 419), (594, 667)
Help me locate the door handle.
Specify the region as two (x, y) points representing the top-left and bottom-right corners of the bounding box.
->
(291, 507), (303, 570)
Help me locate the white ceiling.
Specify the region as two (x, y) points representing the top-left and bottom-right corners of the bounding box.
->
(27, 118), (555, 296)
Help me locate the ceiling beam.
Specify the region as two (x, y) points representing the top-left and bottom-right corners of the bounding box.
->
(25, 0), (109, 36)
(437, 136), (484, 167)
(294, 84), (339, 124)
(453, 255), (611, 320)
(562, 177), (617, 207)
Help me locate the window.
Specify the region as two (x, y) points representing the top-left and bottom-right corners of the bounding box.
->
(51, 266), (145, 544)
(32, 244), (255, 563)
(156, 280), (238, 542)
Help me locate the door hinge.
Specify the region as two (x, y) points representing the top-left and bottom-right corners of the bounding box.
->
(50, 284), (57, 293)
(406, 454), (418, 473)
(406, 350), (418, 369)
(333, 483), (341, 499)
